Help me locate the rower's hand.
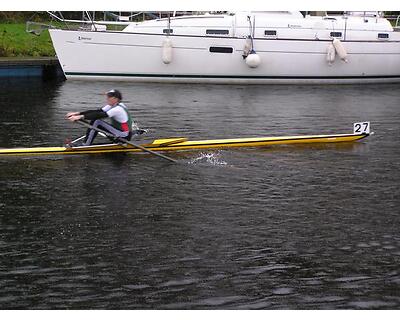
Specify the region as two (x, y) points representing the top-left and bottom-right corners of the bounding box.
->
(66, 112), (80, 118)
(68, 115), (84, 122)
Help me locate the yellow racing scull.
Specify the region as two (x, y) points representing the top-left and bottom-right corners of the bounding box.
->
(0, 132), (369, 157)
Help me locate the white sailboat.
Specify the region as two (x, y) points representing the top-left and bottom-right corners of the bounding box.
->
(48, 11), (400, 84)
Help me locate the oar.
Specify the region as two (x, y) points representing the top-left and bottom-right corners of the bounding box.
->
(76, 120), (177, 163)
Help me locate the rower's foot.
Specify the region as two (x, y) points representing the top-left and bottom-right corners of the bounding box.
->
(65, 137), (89, 148)
(65, 143), (76, 148)
(65, 141), (86, 148)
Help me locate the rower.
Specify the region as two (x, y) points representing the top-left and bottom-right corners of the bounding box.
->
(66, 89), (133, 146)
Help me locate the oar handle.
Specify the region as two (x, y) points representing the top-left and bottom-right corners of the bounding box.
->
(77, 120), (177, 163)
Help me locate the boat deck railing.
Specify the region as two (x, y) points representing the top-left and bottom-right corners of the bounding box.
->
(396, 15), (400, 31)
(384, 14), (400, 30)
(26, 11), (400, 34)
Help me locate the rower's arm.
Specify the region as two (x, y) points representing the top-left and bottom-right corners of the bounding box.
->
(79, 109), (108, 121)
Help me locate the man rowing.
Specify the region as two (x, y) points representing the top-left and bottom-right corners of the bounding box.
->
(66, 89), (133, 146)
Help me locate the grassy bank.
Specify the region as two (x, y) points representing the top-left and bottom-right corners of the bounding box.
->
(0, 23), (55, 57)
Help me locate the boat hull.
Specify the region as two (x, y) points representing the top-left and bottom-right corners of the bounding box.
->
(49, 29), (400, 84)
(0, 133), (368, 156)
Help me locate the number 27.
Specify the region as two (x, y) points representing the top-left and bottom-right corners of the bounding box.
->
(354, 122), (369, 133)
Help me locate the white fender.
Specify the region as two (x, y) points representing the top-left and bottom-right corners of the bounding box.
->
(326, 43), (336, 65)
(245, 51), (261, 68)
(332, 38), (348, 63)
(162, 38), (173, 64)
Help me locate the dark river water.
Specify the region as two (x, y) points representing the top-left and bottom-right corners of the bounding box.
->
(0, 78), (399, 309)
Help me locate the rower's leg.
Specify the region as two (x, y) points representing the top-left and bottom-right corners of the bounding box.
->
(84, 120), (103, 145)
(84, 120), (95, 138)
(84, 120), (129, 146)
(93, 121), (130, 142)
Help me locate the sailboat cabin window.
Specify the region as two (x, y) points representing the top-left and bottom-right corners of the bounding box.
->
(264, 30), (277, 36)
(378, 33), (389, 39)
(206, 29), (229, 35)
(163, 29), (173, 34)
(330, 32), (342, 38)
(209, 46), (233, 53)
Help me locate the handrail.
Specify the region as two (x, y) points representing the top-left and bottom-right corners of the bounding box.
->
(46, 11), (132, 26)
(382, 14), (400, 28)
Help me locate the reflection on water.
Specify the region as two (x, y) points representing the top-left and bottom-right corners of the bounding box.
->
(0, 79), (400, 309)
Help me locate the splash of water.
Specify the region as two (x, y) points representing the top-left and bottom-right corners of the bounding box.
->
(188, 152), (227, 166)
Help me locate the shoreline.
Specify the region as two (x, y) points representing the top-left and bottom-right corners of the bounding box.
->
(0, 56), (58, 64)
(0, 56), (64, 79)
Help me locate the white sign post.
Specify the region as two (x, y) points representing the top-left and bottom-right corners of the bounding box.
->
(353, 122), (370, 134)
